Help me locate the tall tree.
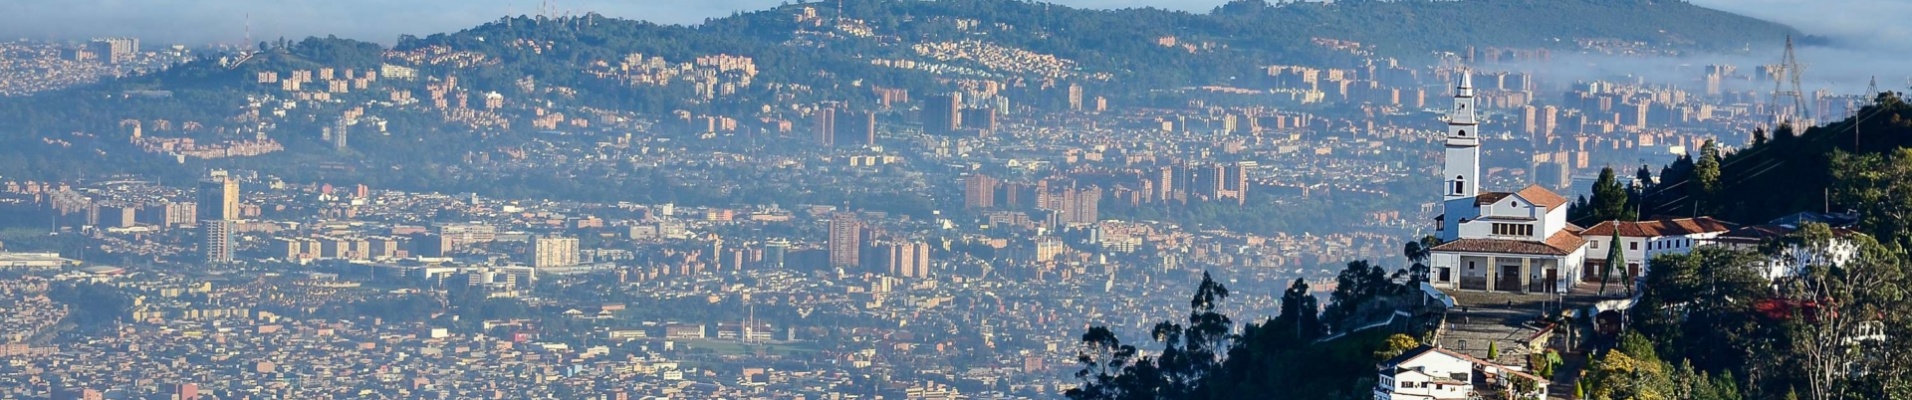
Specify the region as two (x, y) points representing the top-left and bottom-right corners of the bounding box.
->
(1278, 278), (1321, 341)
(1693, 140), (1722, 213)
(1829, 148), (1912, 246)
(1067, 272), (1237, 399)
(1323, 260), (1398, 332)
(1772, 225), (1909, 400)
(1400, 236), (1440, 286)
(1591, 166), (1633, 222)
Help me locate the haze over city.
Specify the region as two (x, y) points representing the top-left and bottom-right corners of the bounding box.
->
(0, 0), (1908, 399)
(6, 0), (1906, 88)
(0, 0), (1896, 47)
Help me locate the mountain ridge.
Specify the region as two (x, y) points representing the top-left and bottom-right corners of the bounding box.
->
(0, 0), (1803, 187)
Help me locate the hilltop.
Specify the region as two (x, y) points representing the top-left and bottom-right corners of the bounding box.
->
(0, 0), (1799, 188)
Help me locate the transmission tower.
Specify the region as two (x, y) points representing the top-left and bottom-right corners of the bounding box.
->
(1867, 76), (1881, 104)
(1771, 35), (1808, 124)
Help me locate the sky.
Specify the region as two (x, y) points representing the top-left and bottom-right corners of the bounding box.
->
(1, 0), (1901, 87)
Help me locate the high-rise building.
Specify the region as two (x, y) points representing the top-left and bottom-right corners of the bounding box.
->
(828, 212), (862, 268)
(196, 172), (239, 221)
(864, 240), (931, 278)
(332, 118), (350, 151)
(1067, 83), (1084, 111)
(1220, 162), (1248, 204)
(839, 110), (876, 147)
(963, 174), (998, 210)
(1156, 166), (1179, 203)
(1061, 185), (1101, 225)
(1521, 105), (1539, 135)
(812, 107), (836, 146)
(1188, 163), (1248, 204)
(202, 220), (235, 264)
(87, 38), (138, 64)
(961, 108), (996, 134)
(531, 236), (579, 268)
(1540, 105), (1560, 143)
(922, 93), (961, 135)
(764, 239), (789, 269)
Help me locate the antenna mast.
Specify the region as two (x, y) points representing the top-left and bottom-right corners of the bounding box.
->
(1857, 76), (1880, 151)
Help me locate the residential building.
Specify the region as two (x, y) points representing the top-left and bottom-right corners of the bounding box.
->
(1580, 217), (1735, 282)
(531, 236), (579, 268)
(202, 220), (235, 264)
(196, 172), (239, 221)
(1375, 346), (1547, 400)
(828, 212), (862, 268)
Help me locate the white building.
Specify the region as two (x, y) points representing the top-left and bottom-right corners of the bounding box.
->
(1376, 345), (1547, 400)
(1712, 218), (1860, 280)
(1580, 217), (1735, 283)
(1427, 73), (1588, 294)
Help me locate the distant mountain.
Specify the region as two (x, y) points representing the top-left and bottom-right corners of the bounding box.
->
(394, 0), (1798, 103)
(0, 0), (1799, 187)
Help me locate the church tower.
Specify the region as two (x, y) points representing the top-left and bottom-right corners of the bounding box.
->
(1443, 72), (1481, 202)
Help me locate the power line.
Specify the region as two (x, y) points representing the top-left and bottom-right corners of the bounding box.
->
(1771, 35), (1808, 125)
(1615, 103), (1898, 221)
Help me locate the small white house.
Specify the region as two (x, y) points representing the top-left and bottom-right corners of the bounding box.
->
(1376, 346), (1548, 400)
(1376, 346), (1475, 400)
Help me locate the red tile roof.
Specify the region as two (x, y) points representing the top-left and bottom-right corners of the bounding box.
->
(1514, 185), (1569, 210)
(1430, 230), (1586, 256)
(1474, 185), (1569, 211)
(1581, 217), (1736, 238)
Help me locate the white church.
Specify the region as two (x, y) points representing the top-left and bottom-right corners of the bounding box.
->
(1426, 73), (1589, 294)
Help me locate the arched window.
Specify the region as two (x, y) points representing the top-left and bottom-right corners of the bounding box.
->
(1454, 176), (1465, 194)
(1457, 129), (1467, 137)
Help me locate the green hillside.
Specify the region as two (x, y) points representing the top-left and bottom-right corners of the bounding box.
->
(1636, 93), (1912, 242)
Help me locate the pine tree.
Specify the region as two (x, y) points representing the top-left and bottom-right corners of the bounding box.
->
(1591, 167), (1631, 222)
(1488, 341), (1500, 360)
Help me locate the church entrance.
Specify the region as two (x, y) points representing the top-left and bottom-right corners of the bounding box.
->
(1496, 265), (1521, 292)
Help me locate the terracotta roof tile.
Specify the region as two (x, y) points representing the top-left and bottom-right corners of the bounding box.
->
(1474, 186), (1568, 211)
(1581, 217), (1736, 238)
(1514, 185), (1569, 210)
(1430, 231), (1586, 256)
